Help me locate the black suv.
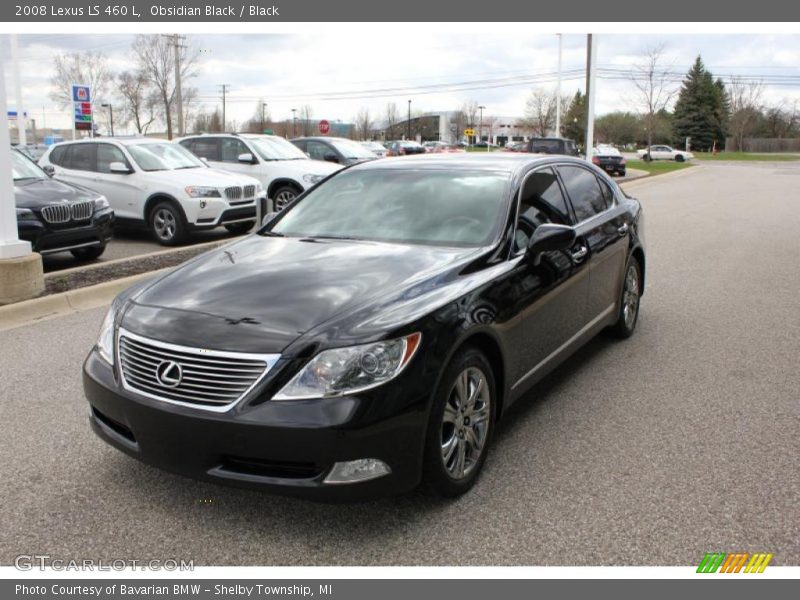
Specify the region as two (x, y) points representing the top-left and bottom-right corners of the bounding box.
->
(526, 137), (580, 156)
(13, 148), (114, 260)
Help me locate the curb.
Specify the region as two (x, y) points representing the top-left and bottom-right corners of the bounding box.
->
(0, 268), (170, 332)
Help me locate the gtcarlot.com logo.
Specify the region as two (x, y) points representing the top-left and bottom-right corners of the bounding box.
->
(697, 552), (773, 573)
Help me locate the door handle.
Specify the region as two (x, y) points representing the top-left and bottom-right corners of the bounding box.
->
(617, 223), (629, 236)
(571, 246), (588, 262)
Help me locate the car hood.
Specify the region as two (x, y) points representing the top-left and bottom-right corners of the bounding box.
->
(140, 167), (260, 188)
(14, 177), (98, 209)
(122, 235), (480, 354)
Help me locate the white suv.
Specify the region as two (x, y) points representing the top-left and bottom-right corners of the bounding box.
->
(177, 133), (342, 211)
(39, 137), (267, 245)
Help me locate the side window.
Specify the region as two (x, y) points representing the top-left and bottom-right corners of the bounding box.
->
(183, 138), (220, 161)
(67, 144), (95, 172)
(96, 144), (129, 174)
(220, 138), (250, 162)
(558, 165), (607, 222)
(293, 140), (306, 152)
(306, 141), (332, 161)
(596, 176), (616, 209)
(514, 168), (571, 253)
(49, 145), (66, 166)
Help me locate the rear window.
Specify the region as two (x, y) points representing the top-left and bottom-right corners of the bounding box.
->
(558, 165), (608, 221)
(529, 140), (562, 153)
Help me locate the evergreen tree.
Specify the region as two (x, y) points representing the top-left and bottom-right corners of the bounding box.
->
(673, 56), (730, 151)
(563, 90), (586, 146)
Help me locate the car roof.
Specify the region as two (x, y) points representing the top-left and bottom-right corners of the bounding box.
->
(347, 152), (586, 176)
(291, 136), (351, 142)
(52, 137), (168, 146)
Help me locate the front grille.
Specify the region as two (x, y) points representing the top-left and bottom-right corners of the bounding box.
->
(117, 329), (278, 410)
(243, 184), (256, 199)
(225, 186), (242, 200)
(40, 201), (94, 224)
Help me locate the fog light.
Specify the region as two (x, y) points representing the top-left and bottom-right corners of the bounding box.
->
(199, 200), (207, 209)
(323, 459), (391, 484)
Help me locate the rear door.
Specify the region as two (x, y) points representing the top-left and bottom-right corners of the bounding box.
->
(51, 143), (98, 192)
(557, 165), (629, 325)
(91, 143), (141, 219)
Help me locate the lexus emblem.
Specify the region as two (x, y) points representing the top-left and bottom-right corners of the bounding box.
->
(155, 360), (183, 388)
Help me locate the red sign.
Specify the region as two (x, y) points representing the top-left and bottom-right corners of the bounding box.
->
(318, 120), (330, 135)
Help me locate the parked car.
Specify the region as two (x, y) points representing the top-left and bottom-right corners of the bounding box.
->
(592, 145), (627, 176)
(525, 137), (580, 156)
(291, 136), (378, 166)
(385, 140), (426, 157)
(12, 148), (114, 260)
(636, 145), (694, 162)
(15, 143), (49, 161)
(178, 133), (341, 211)
(504, 141), (528, 152)
(84, 153), (645, 501)
(360, 141), (388, 157)
(422, 141), (448, 153)
(40, 137), (266, 245)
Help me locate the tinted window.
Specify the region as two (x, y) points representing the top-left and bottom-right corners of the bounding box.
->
(96, 144), (129, 174)
(558, 165), (607, 221)
(220, 138), (250, 162)
(183, 138), (220, 162)
(66, 144), (94, 171)
(514, 168), (571, 253)
(597, 176), (615, 209)
(306, 140), (333, 161)
(271, 169), (509, 247)
(49, 145), (67, 166)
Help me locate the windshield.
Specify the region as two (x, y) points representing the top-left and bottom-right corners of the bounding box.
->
(248, 136), (308, 161)
(12, 150), (47, 180)
(270, 169), (509, 247)
(330, 139), (377, 159)
(127, 143), (204, 171)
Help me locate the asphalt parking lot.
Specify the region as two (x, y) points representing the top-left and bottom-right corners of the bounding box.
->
(1, 161), (798, 566)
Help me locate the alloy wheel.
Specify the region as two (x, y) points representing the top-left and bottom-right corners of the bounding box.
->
(441, 366), (491, 480)
(622, 263), (640, 329)
(153, 208), (177, 241)
(274, 189), (297, 211)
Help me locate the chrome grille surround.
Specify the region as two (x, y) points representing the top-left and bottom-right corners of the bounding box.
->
(116, 328), (280, 412)
(243, 184), (256, 199)
(71, 200), (94, 221)
(41, 204), (71, 224)
(224, 186), (242, 200)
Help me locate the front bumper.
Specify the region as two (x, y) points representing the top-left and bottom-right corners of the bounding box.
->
(18, 209), (114, 255)
(83, 351), (428, 502)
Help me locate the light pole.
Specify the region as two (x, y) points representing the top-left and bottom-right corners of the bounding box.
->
(101, 103), (114, 137)
(407, 99), (412, 141)
(291, 108), (297, 137)
(556, 33), (563, 137)
(478, 105), (486, 150)
(261, 102), (267, 133)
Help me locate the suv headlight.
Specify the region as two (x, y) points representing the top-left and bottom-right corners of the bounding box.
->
(16, 208), (35, 219)
(96, 301), (119, 365)
(185, 186), (221, 198)
(273, 333), (421, 400)
(94, 195), (110, 210)
(302, 174), (324, 185)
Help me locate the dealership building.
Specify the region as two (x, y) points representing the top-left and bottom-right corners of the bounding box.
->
(387, 111), (533, 145)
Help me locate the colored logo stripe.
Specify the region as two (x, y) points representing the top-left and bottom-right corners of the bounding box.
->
(697, 552), (773, 573)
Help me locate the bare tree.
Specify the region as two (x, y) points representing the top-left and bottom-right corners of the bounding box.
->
(49, 51), (112, 108)
(116, 71), (160, 134)
(522, 89), (561, 137)
(299, 105), (314, 136)
(384, 102), (399, 139)
(354, 108), (373, 140)
(132, 34), (199, 139)
(629, 44), (677, 158)
(728, 76), (764, 151)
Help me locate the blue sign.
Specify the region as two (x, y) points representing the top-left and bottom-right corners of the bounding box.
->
(71, 84), (91, 103)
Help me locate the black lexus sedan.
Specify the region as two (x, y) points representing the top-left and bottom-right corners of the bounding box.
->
(13, 148), (114, 260)
(83, 153), (644, 501)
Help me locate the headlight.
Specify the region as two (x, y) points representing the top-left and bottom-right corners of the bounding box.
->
(273, 332), (421, 400)
(16, 208), (35, 219)
(185, 186), (221, 198)
(94, 195), (110, 210)
(96, 302), (118, 365)
(302, 174), (324, 185)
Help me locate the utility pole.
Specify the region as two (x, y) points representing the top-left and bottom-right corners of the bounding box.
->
(556, 33), (563, 137)
(10, 35), (26, 147)
(220, 84), (229, 133)
(478, 105), (486, 149)
(261, 101), (267, 133)
(173, 34), (186, 137)
(584, 34), (598, 161)
(101, 104), (114, 136)
(407, 99), (411, 140)
(291, 108), (297, 137)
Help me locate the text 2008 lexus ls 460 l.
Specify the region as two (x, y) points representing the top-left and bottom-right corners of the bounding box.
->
(84, 153), (645, 501)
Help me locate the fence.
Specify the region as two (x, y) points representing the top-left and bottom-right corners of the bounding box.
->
(725, 137), (800, 152)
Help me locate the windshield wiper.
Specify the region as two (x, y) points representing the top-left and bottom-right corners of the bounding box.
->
(258, 230), (284, 237)
(174, 165), (199, 170)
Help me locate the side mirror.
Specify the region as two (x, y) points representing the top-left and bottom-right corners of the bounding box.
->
(238, 153), (256, 164)
(527, 224), (576, 260)
(323, 152), (340, 163)
(261, 211), (278, 227)
(42, 165), (55, 177)
(109, 162), (131, 174)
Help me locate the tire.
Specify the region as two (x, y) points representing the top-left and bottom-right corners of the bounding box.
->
(224, 221), (255, 235)
(422, 347), (497, 497)
(618, 170), (626, 177)
(149, 201), (187, 246)
(272, 184), (301, 211)
(609, 257), (642, 339)
(70, 244), (106, 261)
(643, 153), (652, 162)
(675, 154), (685, 162)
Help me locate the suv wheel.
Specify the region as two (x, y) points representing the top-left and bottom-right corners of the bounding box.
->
(273, 185), (300, 211)
(150, 201), (187, 246)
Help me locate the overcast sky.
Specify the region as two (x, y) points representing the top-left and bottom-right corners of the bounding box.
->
(2, 32), (800, 133)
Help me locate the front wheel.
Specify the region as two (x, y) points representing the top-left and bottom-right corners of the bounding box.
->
(272, 185), (301, 211)
(149, 201), (187, 246)
(675, 154), (685, 162)
(70, 244), (106, 261)
(609, 258), (641, 338)
(422, 347), (496, 497)
(224, 221), (255, 235)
